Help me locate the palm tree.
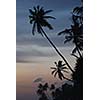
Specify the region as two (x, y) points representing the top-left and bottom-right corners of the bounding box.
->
(51, 61), (72, 81)
(37, 83), (49, 95)
(58, 6), (83, 58)
(58, 23), (82, 58)
(37, 83), (50, 100)
(29, 5), (74, 73)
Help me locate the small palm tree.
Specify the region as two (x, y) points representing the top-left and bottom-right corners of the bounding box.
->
(51, 61), (72, 81)
(37, 83), (50, 100)
(29, 5), (74, 73)
(37, 83), (49, 93)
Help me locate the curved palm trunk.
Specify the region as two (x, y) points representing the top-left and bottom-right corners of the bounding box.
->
(40, 26), (74, 73)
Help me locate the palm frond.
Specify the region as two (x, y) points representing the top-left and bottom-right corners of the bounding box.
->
(29, 20), (33, 24)
(37, 23), (42, 34)
(72, 47), (77, 54)
(50, 84), (55, 90)
(58, 30), (66, 35)
(73, 6), (83, 14)
(43, 83), (48, 91)
(64, 36), (72, 43)
(54, 62), (57, 66)
(38, 83), (43, 89)
(32, 22), (36, 35)
(37, 89), (43, 95)
(54, 71), (58, 77)
(44, 10), (53, 14)
(58, 29), (71, 35)
(62, 64), (66, 66)
(33, 7), (36, 11)
(44, 20), (53, 29)
(43, 16), (56, 19)
(29, 9), (34, 15)
(51, 67), (56, 69)
(40, 7), (44, 11)
(37, 5), (40, 10)
(51, 69), (56, 75)
(59, 71), (67, 80)
(71, 53), (79, 58)
(40, 7), (44, 15)
(29, 15), (33, 18)
(58, 72), (63, 80)
(61, 67), (67, 69)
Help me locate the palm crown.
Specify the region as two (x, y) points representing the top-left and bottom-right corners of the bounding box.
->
(51, 61), (68, 80)
(29, 5), (55, 35)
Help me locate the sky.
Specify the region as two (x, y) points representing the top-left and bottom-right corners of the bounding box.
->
(16, 0), (81, 100)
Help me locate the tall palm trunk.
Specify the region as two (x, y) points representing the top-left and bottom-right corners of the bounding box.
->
(40, 26), (74, 73)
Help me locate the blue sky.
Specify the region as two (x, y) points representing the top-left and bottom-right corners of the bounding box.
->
(16, 0), (81, 63)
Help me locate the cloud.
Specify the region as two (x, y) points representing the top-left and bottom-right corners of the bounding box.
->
(16, 43), (73, 64)
(33, 77), (44, 83)
(16, 59), (34, 63)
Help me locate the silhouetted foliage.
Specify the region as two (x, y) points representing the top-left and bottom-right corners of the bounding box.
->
(37, 56), (82, 100)
(37, 83), (49, 95)
(53, 4), (83, 99)
(73, 57), (83, 85)
(39, 93), (49, 100)
(37, 83), (56, 100)
(50, 84), (55, 90)
(29, 5), (55, 35)
(51, 61), (68, 80)
(72, 57), (83, 100)
(58, 5), (83, 58)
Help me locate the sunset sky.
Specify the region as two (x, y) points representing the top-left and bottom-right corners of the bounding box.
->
(16, 0), (81, 100)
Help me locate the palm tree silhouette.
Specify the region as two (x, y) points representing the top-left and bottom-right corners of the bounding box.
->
(29, 5), (74, 73)
(58, 6), (83, 58)
(51, 61), (72, 81)
(37, 83), (52, 100)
